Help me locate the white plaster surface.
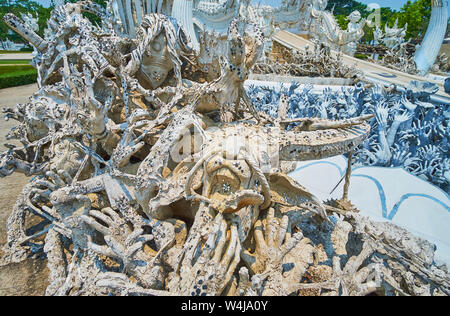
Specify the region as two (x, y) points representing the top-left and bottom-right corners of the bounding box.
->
(290, 156), (450, 266)
(0, 53), (33, 60)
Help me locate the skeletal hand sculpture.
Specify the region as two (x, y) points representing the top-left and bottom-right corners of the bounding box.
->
(81, 207), (165, 289)
(241, 208), (307, 296)
(248, 76), (448, 192)
(167, 213), (242, 296)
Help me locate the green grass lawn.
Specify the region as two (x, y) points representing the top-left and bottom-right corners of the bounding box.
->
(354, 53), (369, 60)
(0, 50), (33, 54)
(0, 59), (31, 65)
(0, 64), (37, 89)
(0, 65), (35, 75)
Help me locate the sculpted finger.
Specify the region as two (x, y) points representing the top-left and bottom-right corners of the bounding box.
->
(241, 249), (256, 273)
(137, 234), (154, 244)
(280, 232), (303, 259)
(126, 228), (144, 246)
(221, 224), (238, 268)
(277, 215), (289, 248)
(89, 210), (114, 227)
(35, 179), (57, 191)
(80, 215), (110, 235)
(265, 208), (275, 247)
(105, 235), (126, 258)
(212, 219), (227, 263)
(102, 207), (122, 223)
(254, 220), (266, 251)
(57, 169), (73, 185)
(203, 215), (223, 260)
(88, 241), (118, 259)
(222, 241), (242, 293)
(46, 171), (65, 187)
(126, 241), (144, 260)
(237, 267), (250, 295)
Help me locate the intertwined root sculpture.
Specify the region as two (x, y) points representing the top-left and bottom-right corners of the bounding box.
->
(0, 1), (448, 296)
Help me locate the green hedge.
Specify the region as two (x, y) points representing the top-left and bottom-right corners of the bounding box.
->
(0, 68), (37, 89)
(354, 53), (369, 60)
(0, 50), (30, 54)
(0, 59), (31, 65)
(0, 65), (34, 75)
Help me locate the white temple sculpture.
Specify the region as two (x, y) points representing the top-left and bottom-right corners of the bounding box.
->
(250, 0), (367, 57)
(20, 13), (39, 33)
(0, 0), (449, 297)
(109, 0), (374, 57)
(383, 19), (408, 50)
(414, 0), (449, 74)
(341, 10), (367, 56)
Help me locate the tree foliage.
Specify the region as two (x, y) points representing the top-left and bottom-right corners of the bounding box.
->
(0, 0), (51, 43)
(326, 0), (368, 17)
(0, 0), (441, 46)
(0, 0), (107, 45)
(394, 0), (432, 41)
(328, 0), (436, 43)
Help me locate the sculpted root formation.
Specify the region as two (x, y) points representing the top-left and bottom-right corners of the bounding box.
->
(0, 1), (448, 296)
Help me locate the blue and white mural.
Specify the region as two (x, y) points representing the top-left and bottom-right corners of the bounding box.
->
(289, 156), (450, 265)
(245, 80), (450, 264)
(245, 80), (450, 193)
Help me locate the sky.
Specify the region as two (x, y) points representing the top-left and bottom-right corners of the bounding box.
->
(31, 0), (449, 14)
(33, 0), (411, 10)
(359, 0), (415, 11)
(352, 0), (409, 11)
(34, 0), (52, 7)
(252, 0), (409, 11)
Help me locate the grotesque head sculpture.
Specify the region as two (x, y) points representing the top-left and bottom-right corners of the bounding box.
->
(49, 138), (86, 177)
(348, 11), (361, 23)
(314, 0), (328, 11)
(130, 14), (192, 90)
(136, 31), (174, 89)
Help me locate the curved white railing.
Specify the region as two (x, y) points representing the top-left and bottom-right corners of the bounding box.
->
(172, 0), (200, 53)
(414, 0), (449, 75)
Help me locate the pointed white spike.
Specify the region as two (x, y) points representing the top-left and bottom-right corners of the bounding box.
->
(125, 0), (137, 38)
(414, 0), (448, 74)
(134, 0), (143, 26)
(172, 0), (199, 53)
(145, 0), (152, 14)
(115, 0), (129, 36)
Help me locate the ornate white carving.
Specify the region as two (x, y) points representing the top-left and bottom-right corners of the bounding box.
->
(0, 0), (448, 297)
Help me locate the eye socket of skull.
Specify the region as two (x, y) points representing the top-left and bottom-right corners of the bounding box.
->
(137, 52), (173, 90)
(151, 40), (162, 52)
(205, 153), (252, 197)
(135, 30), (174, 89)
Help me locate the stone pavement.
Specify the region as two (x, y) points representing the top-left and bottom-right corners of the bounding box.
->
(0, 53), (33, 60)
(0, 83), (49, 296)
